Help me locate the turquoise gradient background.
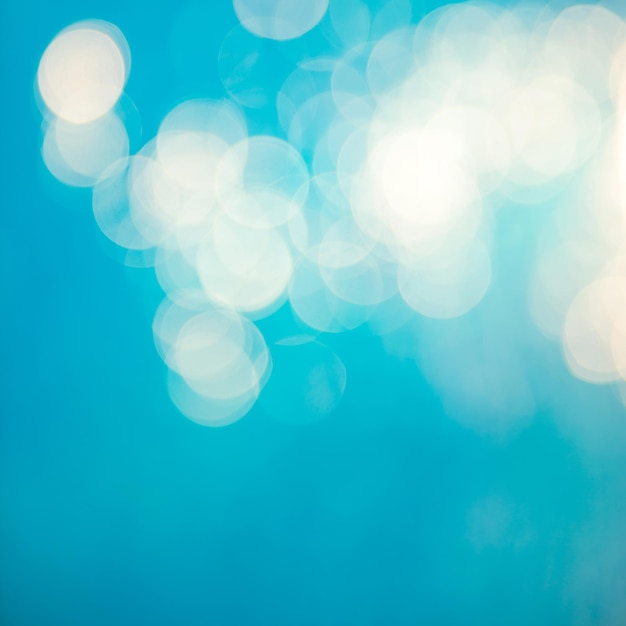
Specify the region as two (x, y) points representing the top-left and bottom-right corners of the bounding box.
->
(2, 1), (626, 624)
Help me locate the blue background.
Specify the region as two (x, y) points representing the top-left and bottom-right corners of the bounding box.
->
(2, 1), (626, 624)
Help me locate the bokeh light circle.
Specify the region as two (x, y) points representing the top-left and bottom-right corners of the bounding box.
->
(38, 22), (129, 124)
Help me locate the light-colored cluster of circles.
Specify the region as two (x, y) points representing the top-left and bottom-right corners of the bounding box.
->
(273, 1), (618, 322)
(36, 3), (626, 425)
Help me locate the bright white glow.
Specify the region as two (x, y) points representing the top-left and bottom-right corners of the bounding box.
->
(353, 125), (483, 257)
(38, 23), (128, 124)
(426, 106), (511, 193)
(217, 135), (310, 229)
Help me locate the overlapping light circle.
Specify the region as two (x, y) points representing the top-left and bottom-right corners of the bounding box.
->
(38, 21), (129, 124)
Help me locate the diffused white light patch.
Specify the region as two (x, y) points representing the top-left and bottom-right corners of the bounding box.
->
(233, 0), (329, 41)
(124, 152), (188, 248)
(289, 256), (375, 333)
(157, 304), (271, 427)
(355, 126), (483, 257)
(159, 98), (248, 147)
(426, 106), (511, 193)
(420, 329), (536, 434)
(528, 224), (615, 342)
(505, 76), (602, 180)
(320, 251), (391, 307)
(153, 298), (203, 370)
(425, 2), (502, 68)
(220, 135), (309, 199)
(260, 336), (346, 424)
(43, 112), (129, 187)
(398, 240), (491, 319)
(128, 145), (221, 250)
(289, 92), (347, 153)
(367, 27), (416, 96)
(563, 278), (626, 384)
(609, 40), (626, 104)
(529, 243), (590, 340)
(154, 244), (209, 309)
(331, 45), (376, 123)
(545, 5), (626, 104)
(217, 135), (310, 229)
(288, 175), (354, 260)
(38, 22), (129, 124)
(172, 309), (271, 402)
(168, 370), (259, 428)
(315, 218), (396, 307)
(196, 214), (293, 316)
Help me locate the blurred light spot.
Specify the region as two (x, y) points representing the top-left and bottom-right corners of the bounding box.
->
(196, 214), (293, 316)
(38, 22), (129, 124)
(398, 239), (491, 319)
(43, 112), (129, 187)
(563, 277), (626, 384)
(168, 370), (259, 428)
(158, 304), (272, 427)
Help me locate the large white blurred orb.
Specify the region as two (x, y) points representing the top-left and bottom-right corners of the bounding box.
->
(233, 0), (329, 41)
(37, 22), (129, 124)
(42, 112), (129, 187)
